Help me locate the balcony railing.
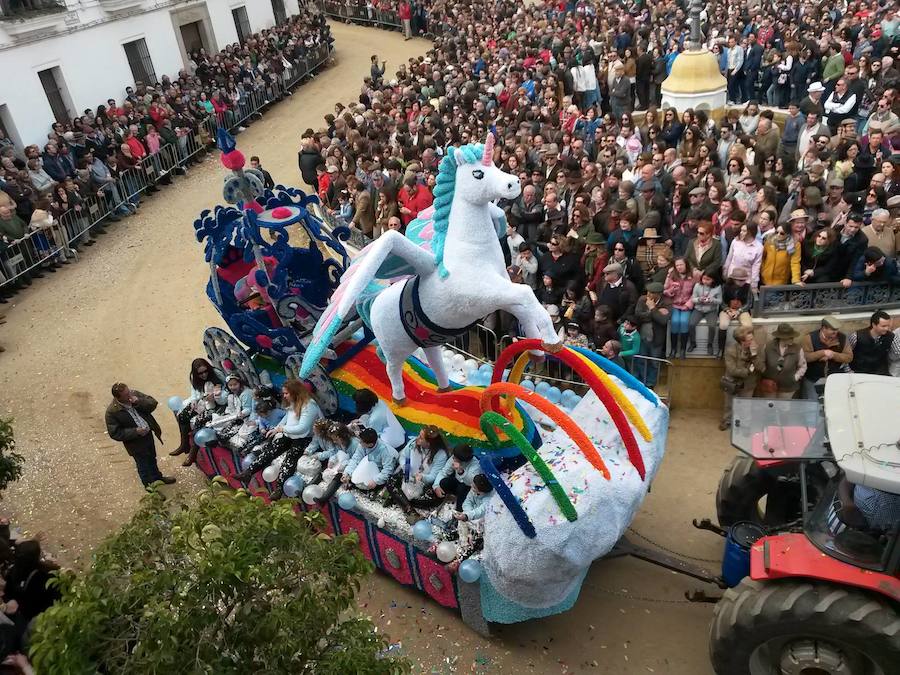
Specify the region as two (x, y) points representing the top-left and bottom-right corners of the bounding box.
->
(754, 281), (900, 317)
(0, 1), (67, 20)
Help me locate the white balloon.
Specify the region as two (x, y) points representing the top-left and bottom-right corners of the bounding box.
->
(464, 359), (478, 374)
(452, 353), (466, 366)
(436, 541), (458, 563)
(302, 484), (324, 505)
(262, 465), (279, 483)
(271, 454), (285, 471)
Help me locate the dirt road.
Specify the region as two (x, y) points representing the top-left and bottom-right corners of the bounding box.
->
(0, 22), (735, 673)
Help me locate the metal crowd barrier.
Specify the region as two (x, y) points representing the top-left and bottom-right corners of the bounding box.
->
(444, 327), (674, 406)
(318, 0), (402, 30)
(0, 42), (333, 297)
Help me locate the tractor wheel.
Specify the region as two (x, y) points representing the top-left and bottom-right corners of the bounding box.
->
(715, 455), (828, 529)
(710, 578), (900, 675)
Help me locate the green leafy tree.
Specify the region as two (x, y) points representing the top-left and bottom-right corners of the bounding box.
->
(0, 417), (25, 497)
(29, 479), (409, 674)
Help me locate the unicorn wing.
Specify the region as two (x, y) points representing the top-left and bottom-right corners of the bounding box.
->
(299, 231), (436, 377)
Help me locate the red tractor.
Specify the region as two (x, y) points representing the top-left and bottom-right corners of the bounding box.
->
(708, 373), (900, 674)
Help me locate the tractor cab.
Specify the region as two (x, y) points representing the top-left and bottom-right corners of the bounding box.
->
(729, 375), (900, 572)
(711, 374), (900, 675)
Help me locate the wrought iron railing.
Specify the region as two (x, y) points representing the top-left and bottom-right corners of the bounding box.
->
(0, 0), (67, 20)
(753, 281), (900, 317)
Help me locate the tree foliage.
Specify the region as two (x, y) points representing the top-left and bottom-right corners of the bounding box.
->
(29, 479), (409, 674)
(0, 417), (25, 497)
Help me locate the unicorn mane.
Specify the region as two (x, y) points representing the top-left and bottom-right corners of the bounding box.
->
(431, 142), (485, 278)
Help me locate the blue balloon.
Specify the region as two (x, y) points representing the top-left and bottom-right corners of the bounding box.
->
(241, 453), (257, 471)
(478, 363), (493, 374)
(283, 475), (305, 498)
(535, 381), (551, 394)
(458, 558), (482, 583)
(167, 396), (184, 412)
(561, 389), (577, 402)
(521, 379), (535, 391)
(546, 386), (562, 404)
(338, 491), (357, 510)
(412, 519), (433, 541)
(193, 427), (217, 448)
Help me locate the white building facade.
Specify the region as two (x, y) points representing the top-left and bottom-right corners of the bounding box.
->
(0, 0), (302, 147)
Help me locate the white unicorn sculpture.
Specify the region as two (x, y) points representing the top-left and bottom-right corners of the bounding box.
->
(300, 133), (561, 403)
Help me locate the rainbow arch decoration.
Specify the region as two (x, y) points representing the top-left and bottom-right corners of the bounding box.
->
(470, 340), (654, 538)
(328, 341), (539, 452)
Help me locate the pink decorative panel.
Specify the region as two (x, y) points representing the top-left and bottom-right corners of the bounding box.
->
(374, 531), (414, 586)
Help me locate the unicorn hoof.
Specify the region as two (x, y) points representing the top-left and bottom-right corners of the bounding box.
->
(392, 397), (408, 406)
(542, 340), (565, 354)
(436, 386), (452, 393)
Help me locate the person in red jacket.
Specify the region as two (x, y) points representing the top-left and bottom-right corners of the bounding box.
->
(397, 175), (433, 226)
(399, 1), (412, 40)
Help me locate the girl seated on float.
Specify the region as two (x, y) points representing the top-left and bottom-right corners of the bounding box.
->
(214, 373), (255, 439)
(384, 425), (449, 517)
(171, 358), (227, 464)
(446, 474), (493, 571)
(234, 380), (322, 499)
(433, 444), (482, 510)
(311, 421), (359, 505)
(251, 386), (285, 433)
(339, 427), (398, 493)
(351, 389), (406, 449)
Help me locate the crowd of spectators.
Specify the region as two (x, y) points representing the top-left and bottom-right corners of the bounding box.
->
(0, 5), (333, 310)
(0, 522), (57, 673)
(309, 0), (899, 385)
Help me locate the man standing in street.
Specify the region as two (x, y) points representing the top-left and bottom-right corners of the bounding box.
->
(399, 1), (412, 41)
(105, 383), (176, 488)
(799, 316), (853, 400)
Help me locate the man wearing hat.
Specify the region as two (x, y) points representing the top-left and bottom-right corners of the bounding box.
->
(799, 82), (825, 117)
(582, 231), (609, 292)
(799, 316), (853, 400)
(759, 323), (806, 399)
(687, 186), (716, 221)
(835, 213), (870, 286)
(635, 217), (667, 277)
(593, 261), (637, 323)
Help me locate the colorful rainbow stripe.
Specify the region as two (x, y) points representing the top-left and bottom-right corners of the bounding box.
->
(329, 342), (538, 451)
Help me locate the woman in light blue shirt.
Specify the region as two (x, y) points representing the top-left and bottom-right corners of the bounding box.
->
(235, 380), (321, 498)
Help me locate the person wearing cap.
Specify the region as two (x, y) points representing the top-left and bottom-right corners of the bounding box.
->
(862, 209), (900, 256)
(848, 310), (896, 375)
(105, 383), (176, 488)
(720, 326), (766, 431)
(835, 213), (871, 286)
(759, 323), (806, 400)
(850, 246), (900, 283)
(594, 261), (638, 323)
(799, 317), (853, 400)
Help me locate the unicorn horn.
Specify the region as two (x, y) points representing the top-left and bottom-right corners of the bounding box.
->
(482, 133), (495, 166)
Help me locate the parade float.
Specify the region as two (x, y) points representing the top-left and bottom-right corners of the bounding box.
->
(183, 131), (670, 634)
